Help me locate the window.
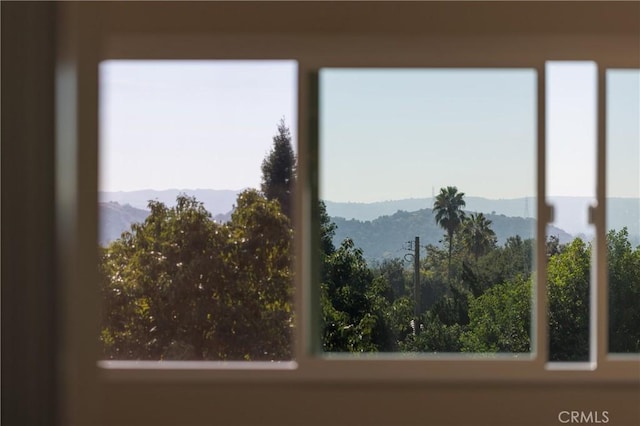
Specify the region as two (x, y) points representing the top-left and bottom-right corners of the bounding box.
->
(54, 2), (640, 425)
(606, 69), (640, 355)
(546, 62), (596, 362)
(98, 60), (298, 361)
(318, 68), (537, 356)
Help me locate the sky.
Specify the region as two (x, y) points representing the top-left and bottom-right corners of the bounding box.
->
(607, 69), (640, 200)
(546, 62), (597, 199)
(99, 60), (298, 192)
(320, 68), (537, 202)
(100, 61), (639, 202)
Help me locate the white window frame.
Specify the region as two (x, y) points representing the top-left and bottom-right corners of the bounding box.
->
(55, 3), (640, 425)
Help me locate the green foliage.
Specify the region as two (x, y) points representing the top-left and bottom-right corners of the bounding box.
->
(462, 276), (531, 353)
(319, 200), (337, 257)
(219, 190), (294, 360)
(261, 118), (296, 218)
(461, 212), (497, 262)
(100, 192), (293, 360)
(433, 187), (467, 242)
(432, 285), (471, 327)
(321, 239), (379, 352)
(375, 258), (410, 299)
(548, 238), (590, 361)
(320, 238), (413, 352)
(402, 311), (464, 353)
(330, 209), (542, 264)
(420, 244), (451, 310)
(608, 228), (640, 353)
(99, 167), (640, 360)
(472, 236), (534, 296)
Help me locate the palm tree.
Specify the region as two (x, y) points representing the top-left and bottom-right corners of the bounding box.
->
(462, 212), (497, 263)
(433, 186), (466, 281)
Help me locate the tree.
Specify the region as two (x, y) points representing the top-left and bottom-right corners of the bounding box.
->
(100, 196), (223, 360)
(220, 189), (294, 360)
(433, 186), (466, 281)
(401, 310), (464, 353)
(261, 118), (296, 218)
(607, 228), (640, 353)
(99, 193), (293, 360)
(462, 276), (531, 353)
(321, 238), (378, 352)
(461, 212), (497, 263)
(547, 238), (590, 361)
(319, 200), (337, 258)
(320, 237), (413, 352)
(471, 236), (534, 297)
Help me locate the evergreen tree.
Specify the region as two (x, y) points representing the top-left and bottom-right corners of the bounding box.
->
(261, 118), (296, 218)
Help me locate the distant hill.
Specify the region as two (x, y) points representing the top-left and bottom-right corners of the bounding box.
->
(99, 202), (233, 246)
(324, 197), (538, 222)
(99, 189), (240, 217)
(331, 208), (573, 263)
(99, 191), (639, 251)
(101, 191), (639, 241)
(326, 196), (639, 242)
(99, 202), (150, 246)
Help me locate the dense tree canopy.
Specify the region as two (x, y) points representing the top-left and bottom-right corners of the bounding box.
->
(547, 238), (590, 361)
(100, 192), (293, 360)
(607, 228), (640, 353)
(99, 147), (640, 360)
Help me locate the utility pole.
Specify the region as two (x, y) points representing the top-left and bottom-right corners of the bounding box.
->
(404, 237), (422, 335)
(413, 236), (420, 334)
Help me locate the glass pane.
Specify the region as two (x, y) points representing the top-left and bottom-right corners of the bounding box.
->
(546, 61), (596, 362)
(606, 69), (640, 354)
(98, 60), (297, 360)
(319, 68), (536, 354)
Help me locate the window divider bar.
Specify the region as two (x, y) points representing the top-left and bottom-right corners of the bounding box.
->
(536, 64), (550, 367)
(303, 67), (322, 359)
(594, 65), (608, 365)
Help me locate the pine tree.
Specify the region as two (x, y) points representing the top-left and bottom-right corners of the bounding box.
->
(261, 118), (296, 219)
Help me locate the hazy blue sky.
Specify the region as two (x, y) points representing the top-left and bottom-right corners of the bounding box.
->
(320, 68), (537, 202)
(100, 61), (297, 192)
(546, 62), (596, 199)
(607, 69), (640, 200)
(100, 61), (638, 202)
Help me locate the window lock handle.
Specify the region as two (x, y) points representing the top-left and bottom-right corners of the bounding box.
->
(546, 203), (555, 224)
(588, 203), (598, 225)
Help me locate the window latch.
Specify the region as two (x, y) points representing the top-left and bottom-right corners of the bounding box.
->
(588, 203), (598, 225)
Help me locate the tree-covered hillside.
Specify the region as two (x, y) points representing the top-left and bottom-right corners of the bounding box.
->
(331, 208), (572, 263)
(99, 202), (150, 246)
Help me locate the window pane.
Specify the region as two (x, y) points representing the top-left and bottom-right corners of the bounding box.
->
(98, 60), (297, 360)
(606, 69), (640, 354)
(319, 69), (536, 354)
(546, 61), (596, 362)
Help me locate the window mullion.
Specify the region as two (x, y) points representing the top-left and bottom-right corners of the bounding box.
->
(594, 65), (608, 364)
(535, 63), (551, 367)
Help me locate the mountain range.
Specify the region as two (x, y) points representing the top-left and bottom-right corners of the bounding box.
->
(332, 210), (572, 263)
(99, 189), (239, 215)
(325, 196), (639, 239)
(99, 190), (639, 260)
